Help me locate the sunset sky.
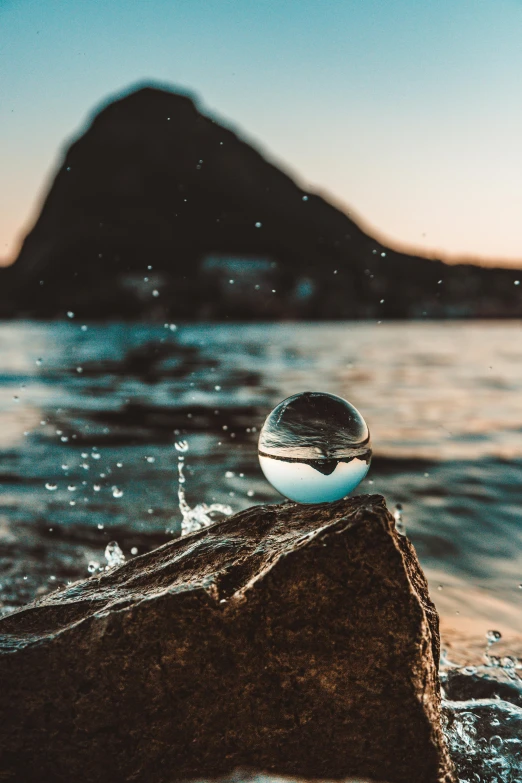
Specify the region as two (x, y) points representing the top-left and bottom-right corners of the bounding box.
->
(1, 0), (522, 266)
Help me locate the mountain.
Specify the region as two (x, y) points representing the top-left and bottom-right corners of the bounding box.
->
(1, 84), (521, 319)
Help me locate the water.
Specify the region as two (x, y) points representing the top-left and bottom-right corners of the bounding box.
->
(1, 319), (522, 781)
(104, 540), (125, 569)
(176, 438), (232, 536)
(258, 391), (371, 503)
(441, 634), (522, 782)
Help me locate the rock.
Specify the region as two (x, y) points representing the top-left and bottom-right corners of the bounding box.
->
(0, 495), (455, 783)
(0, 84), (520, 319)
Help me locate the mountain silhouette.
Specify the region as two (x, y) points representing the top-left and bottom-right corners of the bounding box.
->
(1, 83), (521, 319)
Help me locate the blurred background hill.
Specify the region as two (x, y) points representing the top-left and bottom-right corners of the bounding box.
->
(1, 84), (521, 320)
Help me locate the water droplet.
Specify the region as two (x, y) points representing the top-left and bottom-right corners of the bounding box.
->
(93, 484), (101, 492)
(97, 523), (104, 530)
(116, 462), (123, 468)
(112, 486), (123, 498)
(67, 311), (74, 318)
(91, 452), (100, 460)
(258, 392), (371, 504)
(130, 547), (138, 555)
(515, 280), (520, 286)
(67, 485), (76, 491)
(302, 195), (308, 201)
(215, 385), (221, 391)
(45, 483), (57, 491)
(255, 221), (262, 228)
(36, 358), (43, 366)
(87, 561), (99, 574)
(152, 289), (159, 297)
(225, 471), (234, 478)
(104, 541), (125, 569)
(81, 324), (88, 331)
(145, 456), (155, 463)
(393, 503), (405, 535)
(486, 630), (502, 644)
(76, 366), (83, 374)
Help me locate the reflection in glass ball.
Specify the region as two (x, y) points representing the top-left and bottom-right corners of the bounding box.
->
(258, 391), (371, 504)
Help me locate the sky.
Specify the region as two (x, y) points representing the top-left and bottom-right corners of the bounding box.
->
(1, 0), (522, 266)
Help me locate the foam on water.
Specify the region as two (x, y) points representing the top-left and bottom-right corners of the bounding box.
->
(442, 634), (522, 781)
(443, 697), (522, 782)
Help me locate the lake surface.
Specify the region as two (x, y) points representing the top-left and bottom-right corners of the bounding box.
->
(1, 319), (522, 631)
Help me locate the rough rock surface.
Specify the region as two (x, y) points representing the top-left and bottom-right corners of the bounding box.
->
(1, 84), (520, 319)
(0, 495), (455, 783)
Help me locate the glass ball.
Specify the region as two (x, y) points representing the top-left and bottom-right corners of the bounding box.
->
(258, 391), (371, 504)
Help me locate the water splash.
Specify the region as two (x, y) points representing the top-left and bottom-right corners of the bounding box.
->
(175, 439), (232, 536)
(441, 633), (522, 781)
(443, 698), (522, 782)
(104, 541), (125, 570)
(484, 630), (503, 667)
(393, 503), (405, 535)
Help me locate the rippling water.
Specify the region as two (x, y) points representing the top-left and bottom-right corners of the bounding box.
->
(1, 319), (522, 781)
